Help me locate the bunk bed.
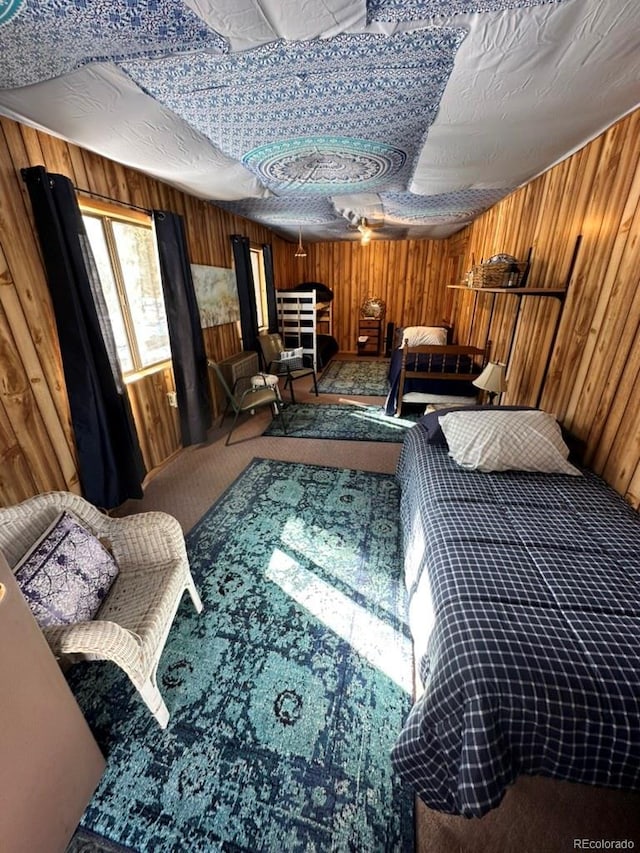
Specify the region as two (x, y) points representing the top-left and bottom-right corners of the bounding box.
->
(385, 328), (486, 415)
(276, 284), (339, 370)
(391, 409), (640, 817)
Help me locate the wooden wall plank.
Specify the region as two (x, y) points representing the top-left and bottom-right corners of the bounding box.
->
(0, 404), (37, 504)
(0, 302), (68, 493)
(0, 247), (79, 491)
(0, 121), (75, 438)
(126, 370), (180, 472)
(570, 178), (640, 452)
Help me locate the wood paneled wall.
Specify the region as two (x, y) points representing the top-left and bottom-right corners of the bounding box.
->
(443, 108), (640, 507)
(274, 239), (453, 353)
(0, 116), (286, 504)
(1, 106), (639, 509)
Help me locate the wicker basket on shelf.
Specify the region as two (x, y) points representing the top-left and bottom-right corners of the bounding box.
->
(467, 256), (528, 289)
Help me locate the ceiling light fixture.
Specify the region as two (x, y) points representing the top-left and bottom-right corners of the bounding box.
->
(357, 217), (372, 245)
(294, 224), (307, 258)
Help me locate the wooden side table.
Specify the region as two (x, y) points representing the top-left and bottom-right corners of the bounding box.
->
(358, 318), (383, 356)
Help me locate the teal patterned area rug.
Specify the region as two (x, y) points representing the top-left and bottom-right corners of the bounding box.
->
(67, 459), (414, 853)
(318, 358), (390, 396)
(264, 402), (420, 442)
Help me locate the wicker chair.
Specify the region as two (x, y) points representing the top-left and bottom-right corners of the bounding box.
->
(0, 491), (203, 728)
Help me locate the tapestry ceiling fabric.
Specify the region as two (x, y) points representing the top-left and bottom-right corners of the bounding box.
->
(0, 0), (637, 242)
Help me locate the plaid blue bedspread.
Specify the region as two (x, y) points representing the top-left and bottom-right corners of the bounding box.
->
(391, 424), (640, 817)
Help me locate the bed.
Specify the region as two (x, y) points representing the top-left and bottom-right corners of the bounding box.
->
(277, 284), (339, 370)
(384, 326), (486, 416)
(391, 408), (640, 817)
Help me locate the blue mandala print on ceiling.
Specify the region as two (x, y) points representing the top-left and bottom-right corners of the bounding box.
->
(244, 137), (407, 195)
(0, 0), (227, 89)
(120, 28), (466, 192)
(368, 0), (566, 23)
(0, 0), (25, 27)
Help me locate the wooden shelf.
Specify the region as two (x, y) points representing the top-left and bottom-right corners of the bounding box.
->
(450, 237), (581, 409)
(448, 285), (566, 300)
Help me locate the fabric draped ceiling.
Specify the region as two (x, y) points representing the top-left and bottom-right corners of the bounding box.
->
(153, 210), (212, 447)
(21, 165), (146, 509)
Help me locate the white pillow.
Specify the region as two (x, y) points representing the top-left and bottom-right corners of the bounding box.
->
(400, 326), (448, 347)
(280, 346), (304, 361)
(438, 409), (581, 476)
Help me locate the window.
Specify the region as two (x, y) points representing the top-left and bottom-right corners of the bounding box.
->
(250, 245), (268, 331)
(80, 200), (171, 377)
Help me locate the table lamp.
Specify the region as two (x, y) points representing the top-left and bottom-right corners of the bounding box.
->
(472, 361), (506, 404)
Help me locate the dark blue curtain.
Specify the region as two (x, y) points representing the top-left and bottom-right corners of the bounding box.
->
(21, 165), (145, 509)
(262, 242), (278, 333)
(231, 234), (259, 352)
(153, 211), (212, 446)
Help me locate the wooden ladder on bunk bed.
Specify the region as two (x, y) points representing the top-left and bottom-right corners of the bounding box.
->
(276, 289), (319, 370)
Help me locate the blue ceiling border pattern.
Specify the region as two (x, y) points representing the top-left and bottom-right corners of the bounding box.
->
(0, 0), (227, 89)
(368, 0), (566, 22)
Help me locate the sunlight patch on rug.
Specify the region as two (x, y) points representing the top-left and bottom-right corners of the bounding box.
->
(264, 402), (420, 442)
(267, 549), (412, 692)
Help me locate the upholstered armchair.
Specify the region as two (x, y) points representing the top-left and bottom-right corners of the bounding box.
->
(0, 491), (203, 728)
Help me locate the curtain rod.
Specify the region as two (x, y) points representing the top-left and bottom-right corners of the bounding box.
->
(75, 186), (152, 215)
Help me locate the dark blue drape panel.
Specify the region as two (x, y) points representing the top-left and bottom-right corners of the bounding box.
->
(21, 165), (145, 508)
(153, 210), (211, 446)
(231, 234), (259, 352)
(262, 242), (278, 333)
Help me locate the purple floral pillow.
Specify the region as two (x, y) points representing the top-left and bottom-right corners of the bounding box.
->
(14, 510), (119, 628)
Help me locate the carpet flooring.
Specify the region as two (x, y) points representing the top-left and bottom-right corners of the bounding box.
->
(317, 359), (390, 396)
(67, 458), (413, 852)
(264, 402), (421, 442)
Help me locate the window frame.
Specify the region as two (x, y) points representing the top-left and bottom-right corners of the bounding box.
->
(250, 244), (268, 332)
(78, 197), (171, 381)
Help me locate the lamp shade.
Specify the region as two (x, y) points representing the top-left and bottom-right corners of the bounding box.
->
(473, 362), (507, 396)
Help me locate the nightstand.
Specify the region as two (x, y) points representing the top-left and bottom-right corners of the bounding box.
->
(358, 318), (383, 356)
